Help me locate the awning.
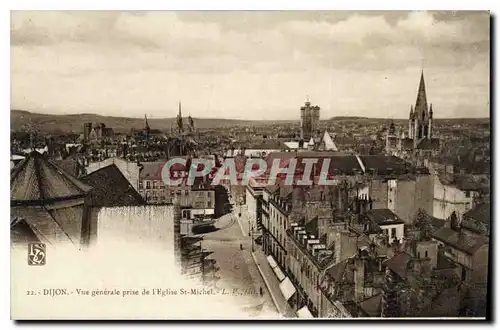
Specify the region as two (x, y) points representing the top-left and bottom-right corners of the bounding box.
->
(279, 277), (296, 301)
(266, 255), (285, 281)
(191, 209), (215, 215)
(297, 305), (314, 318)
(266, 255), (278, 269)
(272, 264), (286, 282)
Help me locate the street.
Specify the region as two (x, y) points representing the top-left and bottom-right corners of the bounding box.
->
(195, 211), (278, 318)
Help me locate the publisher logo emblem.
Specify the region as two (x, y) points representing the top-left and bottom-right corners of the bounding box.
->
(28, 243), (46, 266)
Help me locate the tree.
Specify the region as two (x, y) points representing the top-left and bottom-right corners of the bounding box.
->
(414, 209), (433, 240)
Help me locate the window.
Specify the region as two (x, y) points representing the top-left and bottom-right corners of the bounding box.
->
(146, 181), (151, 189)
(153, 180), (158, 189)
(425, 251), (428, 258)
(465, 191), (470, 198)
(417, 252), (420, 258)
(138, 181), (143, 189)
(391, 228), (396, 238)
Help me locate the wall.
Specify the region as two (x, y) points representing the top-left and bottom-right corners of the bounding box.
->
(394, 180), (416, 224)
(379, 223), (404, 245)
(268, 201), (288, 267)
(370, 180), (388, 210)
(433, 175), (475, 220)
(472, 244), (489, 284)
(415, 175), (434, 218)
(245, 187), (259, 229)
(288, 237), (321, 314)
(92, 205), (174, 250)
(387, 179), (397, 211)
(415, 240), (438, 269)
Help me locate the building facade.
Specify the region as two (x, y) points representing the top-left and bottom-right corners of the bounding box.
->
(300, 99), (320, 142)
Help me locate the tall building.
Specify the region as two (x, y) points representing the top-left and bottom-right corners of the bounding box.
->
(385, 71), (440, 166)
(83, 122), (92, 141)
(300, 98), (320, 142)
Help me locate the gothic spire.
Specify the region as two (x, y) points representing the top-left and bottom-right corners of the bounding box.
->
(177, 101), (184, 133)
(415, 70), (428, 116)
(144, 114), (150, 130)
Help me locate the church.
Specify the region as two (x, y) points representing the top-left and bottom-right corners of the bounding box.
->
(385, 70), (440, 166)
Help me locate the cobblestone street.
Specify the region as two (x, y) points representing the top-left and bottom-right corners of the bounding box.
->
(196, 211), (278, 318)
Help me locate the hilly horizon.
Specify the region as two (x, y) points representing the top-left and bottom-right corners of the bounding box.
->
(10, 109), (490, 134)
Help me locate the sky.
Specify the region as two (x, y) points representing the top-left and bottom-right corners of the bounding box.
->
(10, 11), (490, 120)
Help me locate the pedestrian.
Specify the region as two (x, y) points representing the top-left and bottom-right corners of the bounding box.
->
(240, 243), (243, 250)
(259, 287), (263, 296)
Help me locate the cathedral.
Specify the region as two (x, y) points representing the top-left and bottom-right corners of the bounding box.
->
(385, 70), (440, 166)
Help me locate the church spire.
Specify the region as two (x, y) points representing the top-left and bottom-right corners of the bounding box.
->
(144, 113), (150, 130)
(177, 101), (184, 133)
(415, 70), (428, 116)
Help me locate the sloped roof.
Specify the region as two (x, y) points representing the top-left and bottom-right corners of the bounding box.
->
(402, 138), (415, 150)
(431, 227), (488, 255)
(11, 151), (93, 204)
(358, 293), (382, 317)
(423, 286), (461, 317)
(365, 209), (405, 225)
(322, 131), (338, 151)
(81, 164), (145, 207)
(325, 259), (349, 282)
(384, 252), (413, 280)
(304, 217), (318, 237)
(10, 218), (42, 244)
(416, 138), (440, 150)
(359, 155), (416, 175)
(247, 139), (283, 150)
(10, 206), (74, 245)
(462, 203), (490, 231)
(53, 158), (79, 177)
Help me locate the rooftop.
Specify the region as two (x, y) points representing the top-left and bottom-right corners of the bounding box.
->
(431, 227), (488, 255)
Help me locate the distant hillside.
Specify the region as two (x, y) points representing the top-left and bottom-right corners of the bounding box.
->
(328, 116), (371, 120)
(10, 110), (490, 134)
(328, 116), (490, 124)
(10, 110), (273, 133)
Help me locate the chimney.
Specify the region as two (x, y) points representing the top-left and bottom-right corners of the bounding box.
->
(361, 195), (368, 213)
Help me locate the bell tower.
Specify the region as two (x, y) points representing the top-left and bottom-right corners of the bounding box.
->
(300, 96), (320, 142)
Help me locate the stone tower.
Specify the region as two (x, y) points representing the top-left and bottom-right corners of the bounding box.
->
(300, 97), (320, 141)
